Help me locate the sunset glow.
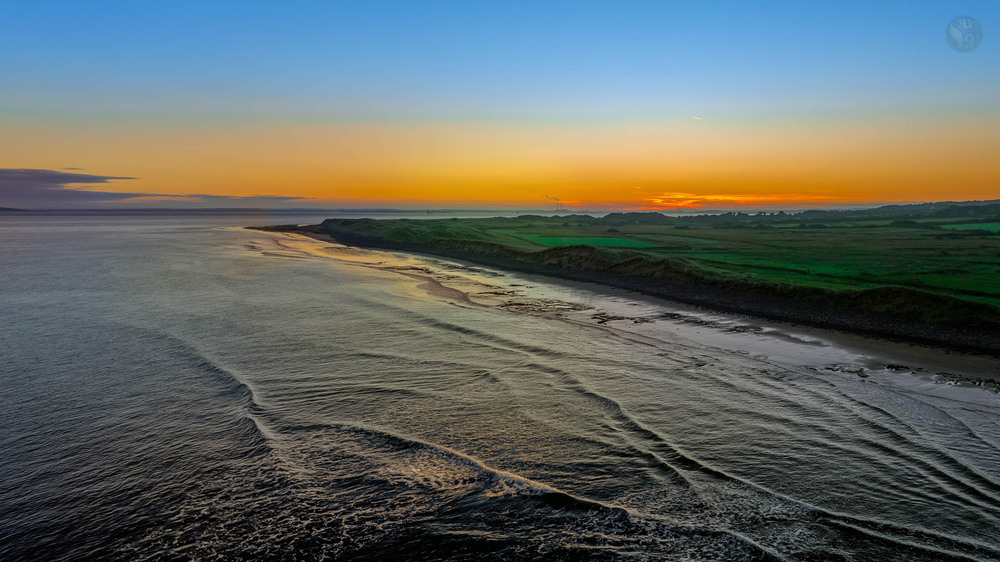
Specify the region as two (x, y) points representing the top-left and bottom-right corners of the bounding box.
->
(2, 1), (998, 209)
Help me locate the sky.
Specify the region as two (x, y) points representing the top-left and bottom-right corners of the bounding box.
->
(1, 0), (998, 210)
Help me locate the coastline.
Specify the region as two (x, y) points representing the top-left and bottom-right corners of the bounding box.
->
(249, 224), (1000, 357)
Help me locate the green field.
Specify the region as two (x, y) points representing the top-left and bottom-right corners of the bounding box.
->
(940, 222), (1000, 232)
(506, 233), (660, 248)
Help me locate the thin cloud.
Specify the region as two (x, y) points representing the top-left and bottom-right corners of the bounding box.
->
(0, 168), (310, 209)
(111, 195), (206, 203)
(0, 168), (136, 189)
(646, 191), (837, 209)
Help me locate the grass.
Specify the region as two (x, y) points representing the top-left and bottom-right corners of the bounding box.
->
(940, 222), (1000, 232)
(514, 234), (660, 248)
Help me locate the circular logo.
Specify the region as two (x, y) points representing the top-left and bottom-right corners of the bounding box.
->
(946, 16), (982, 52)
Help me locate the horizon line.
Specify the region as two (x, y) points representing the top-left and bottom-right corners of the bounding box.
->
(3, 198), (999, 216)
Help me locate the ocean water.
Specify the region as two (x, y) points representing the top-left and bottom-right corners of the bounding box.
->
(2, 213), (1000, 561)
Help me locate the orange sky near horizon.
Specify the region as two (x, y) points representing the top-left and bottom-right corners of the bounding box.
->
(3, 112), (998, 209)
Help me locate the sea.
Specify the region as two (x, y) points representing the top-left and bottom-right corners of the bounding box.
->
(2, 211), (1000, 561)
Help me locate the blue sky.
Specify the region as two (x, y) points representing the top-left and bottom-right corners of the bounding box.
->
(3, 0), (996, 122)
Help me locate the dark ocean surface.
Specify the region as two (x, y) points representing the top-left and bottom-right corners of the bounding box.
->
(2, 213), (999, 561)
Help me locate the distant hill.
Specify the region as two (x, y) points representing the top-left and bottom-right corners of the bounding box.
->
(0, 207), (26, 212)
(797, 199), (1000, 220)
(590, 199), (1000, 227)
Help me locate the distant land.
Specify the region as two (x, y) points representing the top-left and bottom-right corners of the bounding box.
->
(3, 199), (999, 215)
(256, 199), (1000, 354)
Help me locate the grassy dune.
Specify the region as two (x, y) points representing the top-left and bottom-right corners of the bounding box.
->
(262, 202), (1000, 351)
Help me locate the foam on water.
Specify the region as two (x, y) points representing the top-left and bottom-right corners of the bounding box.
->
(2, 214), (999, 560)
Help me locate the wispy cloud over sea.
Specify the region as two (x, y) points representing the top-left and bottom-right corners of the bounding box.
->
(0, 169), (309, 209)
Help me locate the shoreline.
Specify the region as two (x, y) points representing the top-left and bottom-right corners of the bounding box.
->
(243, 226), (1000, 391)
(249, 224), (1000, 357)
